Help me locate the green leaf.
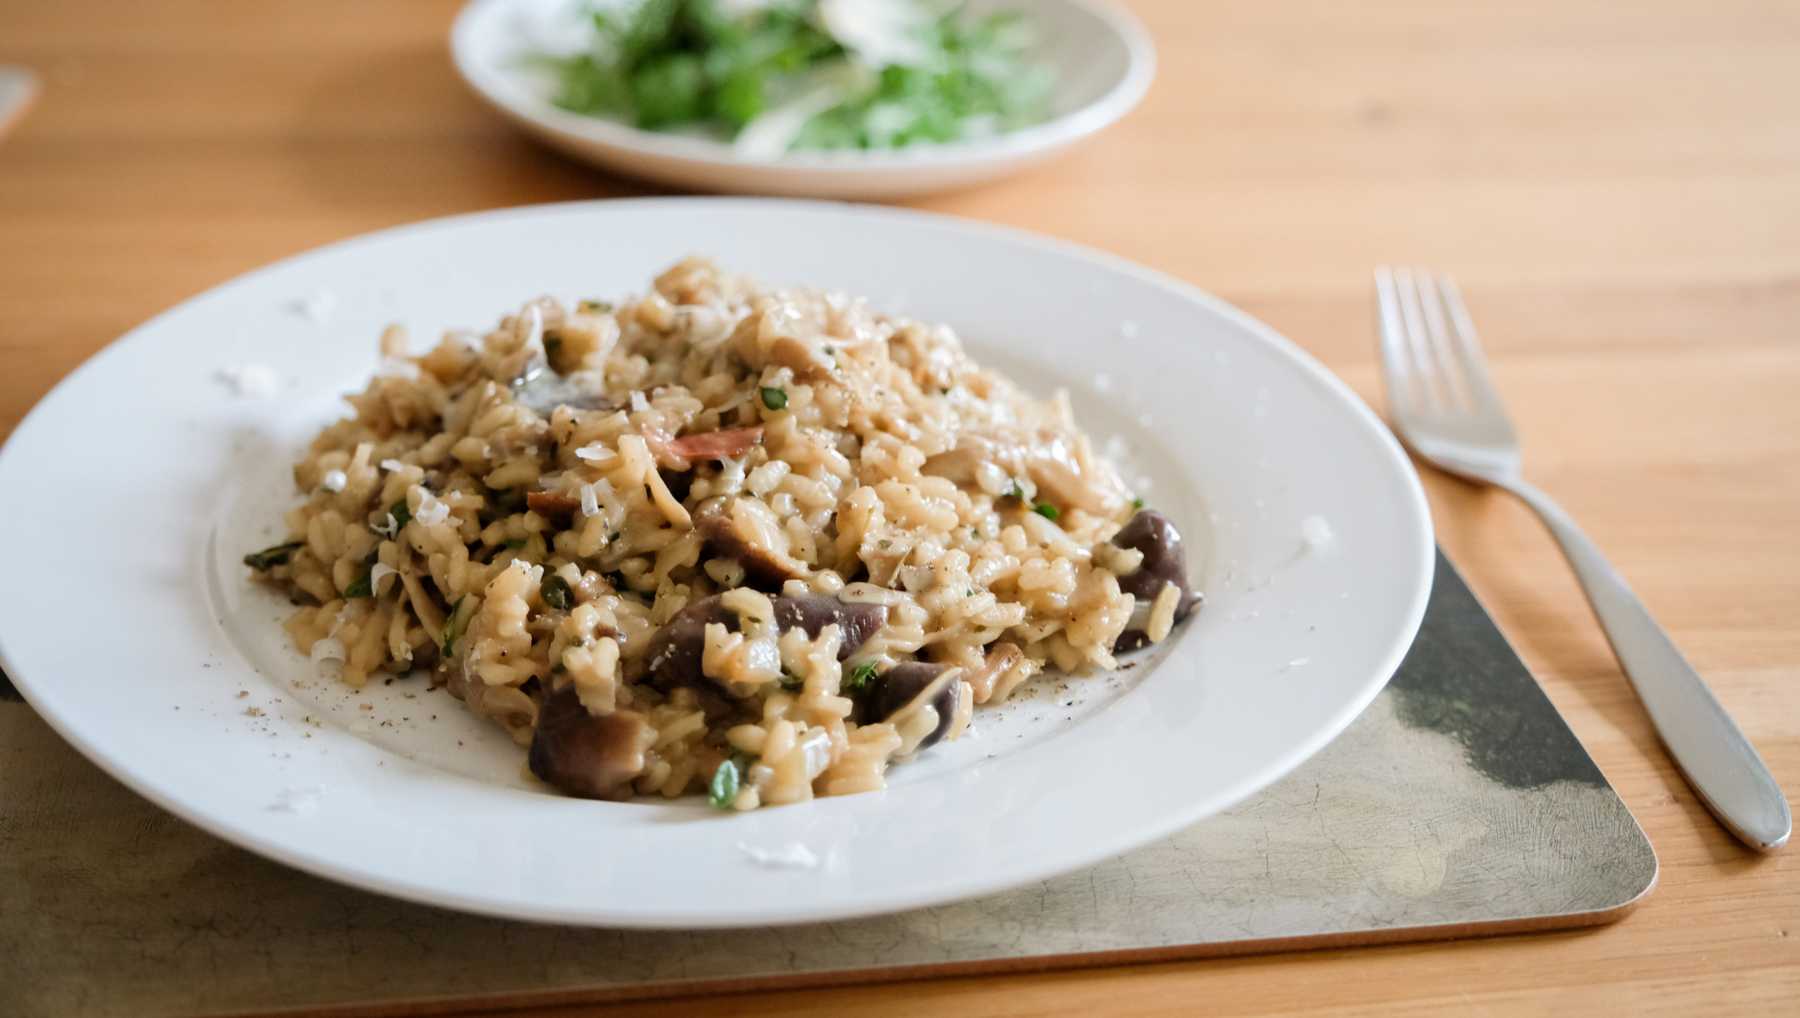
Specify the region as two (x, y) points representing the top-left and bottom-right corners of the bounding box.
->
(1032, 502), (1060, 521)
(389, 499), (412, 531)
(530, 0), (1047, 153)
(243, 540), (304, 571)
(540, 574), (574, 611)
(716, 67), (765, 127)
(1130, 497), (1146, 511)
(548, 54), (631, 116)
(842, 660), (879, 695)
(441, 597), (471, 659)
(631, 52), (708, 128)
(759, 386), (788, 411)
(618, 0), (682, 68)
(708, 758), (740, 810)
(344, 571), (373, 598)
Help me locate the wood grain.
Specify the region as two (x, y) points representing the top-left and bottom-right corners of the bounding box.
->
(1, 0), (1795, 1014)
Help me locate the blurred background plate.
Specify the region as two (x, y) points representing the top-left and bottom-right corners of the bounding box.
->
(450, 0), (1155, 198)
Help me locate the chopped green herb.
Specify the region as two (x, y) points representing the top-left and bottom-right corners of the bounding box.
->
(503, 538), (528, 550)
(1130, 497), (1145, 511)
(577, 299), (614, 313)
(441, 597), (473, 658)
(243, 540), (304, 571)
(779, 672), (803, 691)
(708, 758), (740, 811)
(759, 386), (788, 411)
(843, 660), (879, 696)
(389, 499), (413, 530)
(540, 574), (574, 611)
(1031, 502), (1060, 521)
(1004, 482), (1025, 501)
(344, 572), (373, 598)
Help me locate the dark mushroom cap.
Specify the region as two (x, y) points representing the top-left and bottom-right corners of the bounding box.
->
(867, 661), (963, 751)
(527, 686), (655, 799)
(1111, 509), (1202, 651)
(694, 498), (807, 590)
(642, 593), (888, 695)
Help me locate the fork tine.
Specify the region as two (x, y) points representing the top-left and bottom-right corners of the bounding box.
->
(1374, 266), (1418, 416)
(1393, 267), (1449, 410)
(1434, 274), (1506, 413)
(1413, 269), (1470, 409)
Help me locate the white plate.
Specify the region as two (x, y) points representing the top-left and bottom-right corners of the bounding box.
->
(0, 199), (1432, 928)
(450, 0), (1155, 199)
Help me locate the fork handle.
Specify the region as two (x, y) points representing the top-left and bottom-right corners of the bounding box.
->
(1505, 480), (1791, 850)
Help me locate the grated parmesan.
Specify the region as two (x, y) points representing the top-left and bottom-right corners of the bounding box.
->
(290, 290), (337, 324)
(369, 562), (397, 593)
(320, 469), (348, 493)
(736, 841), (821, 870)
(413, 489), (449, 526)
(216, 363), (279, 398)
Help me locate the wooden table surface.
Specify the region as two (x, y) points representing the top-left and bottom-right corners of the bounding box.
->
(3, 0), (1796, 1014)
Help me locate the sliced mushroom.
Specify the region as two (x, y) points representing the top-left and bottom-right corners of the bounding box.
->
(867, 661), (964, 751)
(659, 467), (694, 503)
(642, 593), (887, 693)
(511, 361), (616, 417)
(696, 497), (808, 588)
(526, 490), (581, 524)
(666, 425), (764, 463)
(963, 641), (1024, 704)
(923, 428), (1130, 517)
(1111, 509), (1202, 651)
(527, 686), (655, 799)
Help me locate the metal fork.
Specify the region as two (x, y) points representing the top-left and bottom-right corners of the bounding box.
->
(1376, 266), (1790, 852)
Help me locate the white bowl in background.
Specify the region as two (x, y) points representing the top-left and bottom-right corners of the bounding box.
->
(450, 0), (1155, 199)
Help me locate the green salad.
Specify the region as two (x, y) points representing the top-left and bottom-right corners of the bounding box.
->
(535, 0), (1053, 154)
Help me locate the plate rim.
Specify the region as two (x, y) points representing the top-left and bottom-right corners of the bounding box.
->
(0, 197), (1434, 927)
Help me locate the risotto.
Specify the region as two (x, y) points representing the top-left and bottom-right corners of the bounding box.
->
(244, 259), (1200, 808)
